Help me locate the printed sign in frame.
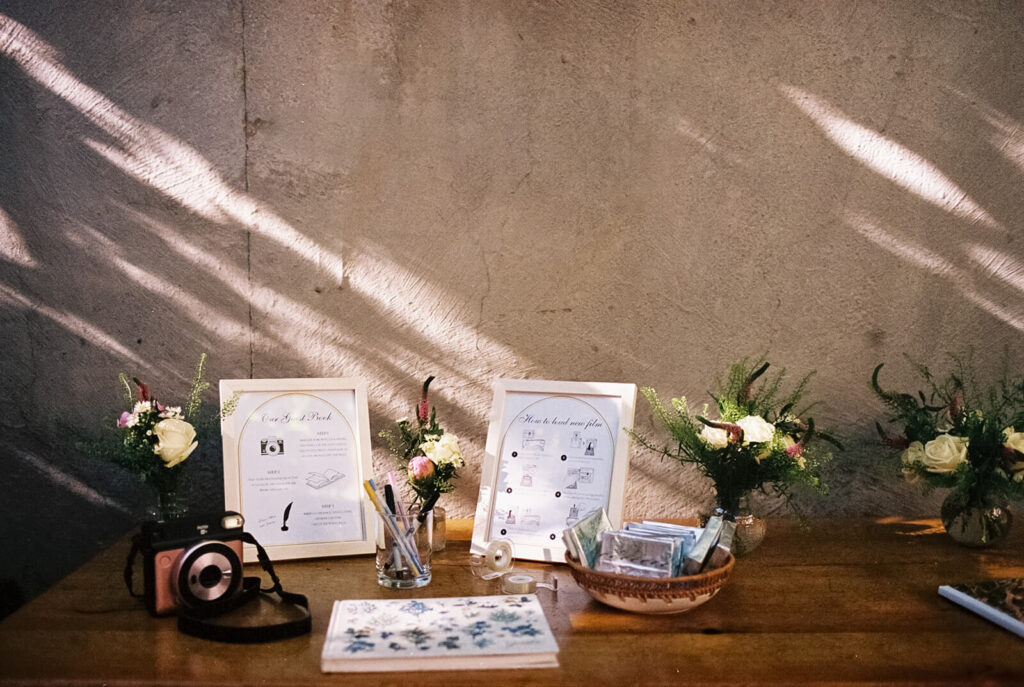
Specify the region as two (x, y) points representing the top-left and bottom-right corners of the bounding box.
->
(471, 379), (637, 562)
(220, 378), (375, 562)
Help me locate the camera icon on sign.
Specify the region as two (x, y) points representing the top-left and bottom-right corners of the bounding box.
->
(260, 437), (284, 456)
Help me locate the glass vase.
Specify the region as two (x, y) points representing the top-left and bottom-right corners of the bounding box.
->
(147, 484), (188, 522)
(376, 506), (433, 589)
(940, 491), (1012, 548)
(702, 496), (766, 557)
(431, 505), (447, 552)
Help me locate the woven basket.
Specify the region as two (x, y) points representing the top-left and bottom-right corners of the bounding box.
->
(564, 553), (734, 614)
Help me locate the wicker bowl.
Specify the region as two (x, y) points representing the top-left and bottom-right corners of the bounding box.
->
(564, 553), (735, 614)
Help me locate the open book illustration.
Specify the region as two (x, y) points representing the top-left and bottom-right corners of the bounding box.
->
(321, 594), (559, 672)
(305, 469), (344, 489)
(939, 578), (1024, 640)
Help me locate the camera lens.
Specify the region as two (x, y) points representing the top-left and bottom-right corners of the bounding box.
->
(196, 564), (223, 589)
(174, 541), (242, 608)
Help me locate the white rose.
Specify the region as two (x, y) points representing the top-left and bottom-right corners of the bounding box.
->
(901, 441), (925, 466)
(900, 441), (925, 484)
(736, 415), (775, 443)
(922, 434), (968, 474)
(152, 418), (197, 468)
(1001, 427), (1024, 474)
(421, 433), (464, 469)
(1003, 427), (1024, 455)
(699, 425), (730, 449)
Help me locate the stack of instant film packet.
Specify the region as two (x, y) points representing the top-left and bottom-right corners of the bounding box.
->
(564, 509), (735, 578)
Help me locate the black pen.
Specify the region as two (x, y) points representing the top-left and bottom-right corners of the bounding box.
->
(384, 484), (397, 514)
(418, 492), (439, 522)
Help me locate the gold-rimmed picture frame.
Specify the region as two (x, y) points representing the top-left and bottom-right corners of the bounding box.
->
(470, 379), (637, 562)
(220, 377), (375, 561)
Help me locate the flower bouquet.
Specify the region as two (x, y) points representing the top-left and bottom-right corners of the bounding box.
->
(80, 355), (209, 521)
(379, 376), (465, 550)
(872, 357), (1024, 546)
(634, 357), (838, 554)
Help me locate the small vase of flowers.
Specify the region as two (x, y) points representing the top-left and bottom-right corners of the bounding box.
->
(83, 355), (209, 521)
(379, 376), (465, 552)
(634, 357), (838, 555)
(872, 357), (1024, 547)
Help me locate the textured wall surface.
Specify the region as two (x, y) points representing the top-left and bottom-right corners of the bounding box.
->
(1, 1), (1023, 611)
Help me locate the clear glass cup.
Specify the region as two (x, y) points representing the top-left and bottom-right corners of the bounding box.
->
(376, 506), (432, 589)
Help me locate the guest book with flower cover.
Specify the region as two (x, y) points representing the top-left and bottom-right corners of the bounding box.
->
(939, 579), (1024, 640)
(321, 595), (560, 672)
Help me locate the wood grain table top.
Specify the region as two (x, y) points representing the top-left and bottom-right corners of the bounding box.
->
(2, 517), (1023, 685)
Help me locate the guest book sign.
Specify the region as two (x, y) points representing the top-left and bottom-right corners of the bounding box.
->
(220, 378), (375, 561)
(471, 379), (636, 562)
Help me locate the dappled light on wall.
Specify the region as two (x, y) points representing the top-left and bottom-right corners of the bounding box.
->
(946, 85), (1024, 177)
(967, 245), (1024, 295)
(0, 282), (152, 367)
(64, 224), (250, 343)
(845, 212), (1024, 332)
(0, 14), (345, 283)
(0, 12), (524, 411)
(781, 84), (1002, 231)
(0, 205), (36, 267)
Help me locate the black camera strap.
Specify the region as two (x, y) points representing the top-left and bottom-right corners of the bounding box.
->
(124, 530), (311, 643)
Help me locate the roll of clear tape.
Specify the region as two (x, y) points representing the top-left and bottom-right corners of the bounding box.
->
(500, 571), (558, 594)
(470, 539), (515, 580)
(501, 574), (537, 594)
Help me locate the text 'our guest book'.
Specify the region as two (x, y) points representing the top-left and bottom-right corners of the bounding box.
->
(320, 594), (560, 672)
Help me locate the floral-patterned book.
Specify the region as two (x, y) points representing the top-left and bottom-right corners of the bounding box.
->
(320, 595), (560, 672)
(939, 579), (1024, 640)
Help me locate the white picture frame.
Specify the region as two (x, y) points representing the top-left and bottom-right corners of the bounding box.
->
(471, 379), (637, 562)
(220, 377), (375, 562)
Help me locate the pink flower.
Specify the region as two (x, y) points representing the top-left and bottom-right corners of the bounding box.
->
(133, 378), (150, 402)
(117, 411), (131, 429)
(408, 455), (436, 484)
(418, 376), (435, 423)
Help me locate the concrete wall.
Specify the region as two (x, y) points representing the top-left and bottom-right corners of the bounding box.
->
(1, 1), (1022, 612)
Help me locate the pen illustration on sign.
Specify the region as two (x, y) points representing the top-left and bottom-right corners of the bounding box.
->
(281, 501), (293, 531)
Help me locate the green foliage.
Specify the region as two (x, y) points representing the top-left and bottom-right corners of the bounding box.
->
(76, 355), (211, 492)
(183, 353), (209, 423)
(872, 354), (1024, 506)
(634, 357), (836, 516)
(219, 390), (241, 421)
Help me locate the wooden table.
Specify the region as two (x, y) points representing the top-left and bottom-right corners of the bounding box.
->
(2, 517), (1023, 685)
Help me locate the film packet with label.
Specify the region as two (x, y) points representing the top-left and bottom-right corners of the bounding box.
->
(595, 529), (678, 578)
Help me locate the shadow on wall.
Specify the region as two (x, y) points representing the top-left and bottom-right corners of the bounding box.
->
(0, 8), (516, 617)
(781, 83), (1024, 333)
